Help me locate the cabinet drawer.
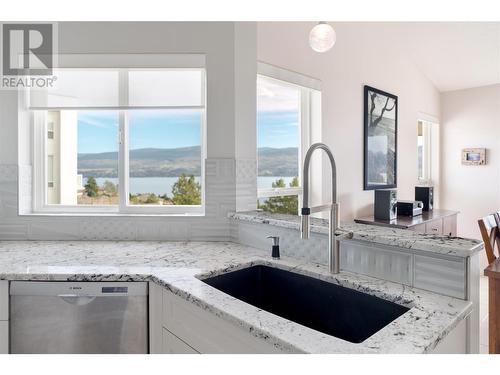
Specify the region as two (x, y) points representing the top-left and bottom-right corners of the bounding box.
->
(0, 321), (7, 354)
(414, 255), (466, 299)
(0, 281), (7, 321)
(410, 223), (426, 233)
(162, 290), (283, 354)
(425, 219), (443, 235)
(341, 240), (412, 285)
(162, 328), (199, 354)
(443, 215), (457, 237)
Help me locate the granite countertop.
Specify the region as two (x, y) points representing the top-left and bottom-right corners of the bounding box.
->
(229, 210), (483, 258)
(0, 240), (472, 353)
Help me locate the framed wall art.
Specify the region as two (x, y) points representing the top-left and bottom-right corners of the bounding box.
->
(364, 85), (398, 190)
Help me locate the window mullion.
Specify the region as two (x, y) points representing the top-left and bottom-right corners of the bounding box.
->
(118, 111), (129, 211)
(118, 69), (129, 212)
(33, 111), (47, 211)
(299, 88), (312, 214)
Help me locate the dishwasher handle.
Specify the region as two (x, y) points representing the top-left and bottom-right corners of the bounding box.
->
(58, 294), (97, 306)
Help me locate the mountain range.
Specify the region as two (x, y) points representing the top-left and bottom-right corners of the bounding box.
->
(77, 146), (298, 178)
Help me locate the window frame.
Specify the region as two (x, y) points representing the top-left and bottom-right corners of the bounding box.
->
(256, 65), (321, 213)
(417, 119), (436, 185)
(31, 59), (206, 216)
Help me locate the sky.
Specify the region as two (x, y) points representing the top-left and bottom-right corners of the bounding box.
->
(257, 76), (299, 149)
(77, 110), (202, 154)
(77, 76), (300, 154)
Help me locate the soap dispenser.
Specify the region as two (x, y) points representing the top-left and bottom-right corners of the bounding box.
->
(266, 236), (280, 259)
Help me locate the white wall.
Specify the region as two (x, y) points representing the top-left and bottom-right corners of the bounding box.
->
(441, 84), (500, 242)
(257, 22), (441, 221)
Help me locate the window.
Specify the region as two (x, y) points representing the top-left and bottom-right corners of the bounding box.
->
(32, 66), (206, 215)
(128, 109), (202, 206)
(256, 69), (321, 215)
(417, 119), (439, 184)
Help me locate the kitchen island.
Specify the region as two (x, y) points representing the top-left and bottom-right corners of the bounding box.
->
(229, 211), (483, 353)
(0, 238), (476, 354)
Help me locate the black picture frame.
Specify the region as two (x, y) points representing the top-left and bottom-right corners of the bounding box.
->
(363, 85), (398, 190)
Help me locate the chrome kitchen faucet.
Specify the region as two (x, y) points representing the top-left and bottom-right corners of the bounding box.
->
(300, 143), (340, 274)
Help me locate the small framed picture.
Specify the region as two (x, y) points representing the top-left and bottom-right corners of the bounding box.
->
(462, 148), (486, 165)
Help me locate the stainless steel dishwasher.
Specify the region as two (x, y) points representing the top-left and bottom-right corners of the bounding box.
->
(9, 281), (148, 354)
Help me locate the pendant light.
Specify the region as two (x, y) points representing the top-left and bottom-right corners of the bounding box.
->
(309, 22), (336, 53)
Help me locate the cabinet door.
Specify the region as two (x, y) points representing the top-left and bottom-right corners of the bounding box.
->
(0, 321), (8, 354)
(149, 282), (163, 354)
(340, 240), (413, 285)
(430, 318), (467, 353)
(414, 254), (466, 299)
(0, 281), (8, 321)
(443, 215), (457, 237)
(162, 328), (199, 354)
(411, 223), (426, 233)
(425, 219), (443, 235)
(162, 290), (284, 353)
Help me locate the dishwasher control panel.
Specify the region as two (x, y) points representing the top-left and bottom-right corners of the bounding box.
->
(10, 281), (147, 297)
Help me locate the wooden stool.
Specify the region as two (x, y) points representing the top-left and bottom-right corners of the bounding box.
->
(480, 213), (500, 353)
(478, 214), (500, 264)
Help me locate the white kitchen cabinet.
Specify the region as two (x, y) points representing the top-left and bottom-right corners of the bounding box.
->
(0, 281), (8, 321)
(149, 282), (163, 354)
(0, 321), (7, 354)
(147, 281), (284, 354)
(430, 318), (467, 354)
(162, 328), (199, 354)
(340, 240), (412, 285)
(354, 210), (458, 236)
(412, 223), (426, 233)
(443, 215), (458, 237)
(425, 219), (443, 235)
(162, 289), (283, 354)
(414, 254), (466, 299)
(340, 238), (479, 353)
(0, 280), (8, 354)
(341, 239), (468, 298)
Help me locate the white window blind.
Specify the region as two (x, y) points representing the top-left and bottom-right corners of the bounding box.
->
(29, 68), (206, 110)
(128, 70), (204, 107)
(30, 69), (120, 108)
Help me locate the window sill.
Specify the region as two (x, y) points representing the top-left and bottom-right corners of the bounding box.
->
(20, 212), (206, 218)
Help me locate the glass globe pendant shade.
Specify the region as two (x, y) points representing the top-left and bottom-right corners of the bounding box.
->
(309, 22), (336, 52)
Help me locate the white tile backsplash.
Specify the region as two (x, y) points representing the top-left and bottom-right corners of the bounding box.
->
(234, 220), (329, 265)
(0, 157), (256, 241)
(236, 158), (257, 212)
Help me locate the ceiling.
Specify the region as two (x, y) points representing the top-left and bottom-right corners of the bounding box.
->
(397, 23), (500, 92)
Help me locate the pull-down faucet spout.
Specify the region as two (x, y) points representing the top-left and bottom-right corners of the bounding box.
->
(300, 143), (339, 274)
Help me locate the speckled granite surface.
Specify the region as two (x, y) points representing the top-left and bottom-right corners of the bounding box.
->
(0, 240), (472, 353)
(229, 211), (483, 258)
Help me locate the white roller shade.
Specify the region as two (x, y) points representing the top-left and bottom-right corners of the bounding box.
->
(128, 70), (205, 107)
(30, 69), (120, 108)
(30, 68), (205, 109)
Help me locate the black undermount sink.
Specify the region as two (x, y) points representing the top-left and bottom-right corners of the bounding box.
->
(202, 265), (409, 343)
